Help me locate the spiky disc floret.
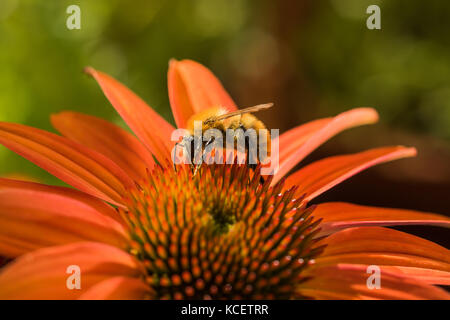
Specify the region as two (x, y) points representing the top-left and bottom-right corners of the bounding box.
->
(120, 163), (323, 299)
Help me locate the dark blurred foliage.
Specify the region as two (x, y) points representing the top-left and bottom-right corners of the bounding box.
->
(0, 0), (448, 244)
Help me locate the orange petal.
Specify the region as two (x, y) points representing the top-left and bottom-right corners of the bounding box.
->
(284, 146), (417, 201)
(78, 276), (150, 300)
(0, 178), (128, 257)
(0, 122), (134, 206)
(299, 264), (450, 300)
(1, 173), (39, 183)
(51, 111), (155, 182)
(84, 67), (174, 162)
(315, 227), (450, 285)
(168, 59), (237, 128)
(386, 267), (450, 285)
(0, 242), (142, 299)
(278, 118), (331, 163)
(313, 202), (450, 236)
(274, 108), (379, 183)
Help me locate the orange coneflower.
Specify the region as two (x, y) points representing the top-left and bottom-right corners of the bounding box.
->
(0, 59), (448, 300)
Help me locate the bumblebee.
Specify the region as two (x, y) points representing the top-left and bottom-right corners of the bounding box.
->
(174, 103), (273, 173)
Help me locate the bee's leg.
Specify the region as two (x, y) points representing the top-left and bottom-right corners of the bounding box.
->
(193, 163), (201, 176)
(189, 138), (198, 174)
(242, 127), (253, 167)
(203, 137), (214, 161)
(192, 139), (204, 176)
(172, 142), (182, 172)
(193, 143), (203, 176)
(259, 175), (266, 185)
(194, 137), (215, 176)
(242, 129), (265, 184)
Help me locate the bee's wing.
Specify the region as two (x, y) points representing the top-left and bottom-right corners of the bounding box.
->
(213, 103), (274, 121)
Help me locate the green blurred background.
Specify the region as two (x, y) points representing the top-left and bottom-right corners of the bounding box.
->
(0, 0), (449, 242)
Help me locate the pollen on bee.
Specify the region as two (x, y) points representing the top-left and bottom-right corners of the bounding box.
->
(170, 106), (280, 176)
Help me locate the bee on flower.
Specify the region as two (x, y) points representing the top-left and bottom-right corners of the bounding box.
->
(0, 60), (448, 300)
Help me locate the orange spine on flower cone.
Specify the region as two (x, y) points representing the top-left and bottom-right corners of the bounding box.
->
(121, 163), (323, 299)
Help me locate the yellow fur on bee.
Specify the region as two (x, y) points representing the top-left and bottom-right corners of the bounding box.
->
(186, 106), (230, 133)
(184, 106), (271, 160)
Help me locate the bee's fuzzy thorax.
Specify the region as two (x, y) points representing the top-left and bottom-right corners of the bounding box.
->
(186, 106), (229, 134)
(181, 105), (272, 165)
